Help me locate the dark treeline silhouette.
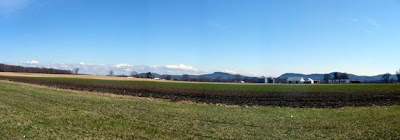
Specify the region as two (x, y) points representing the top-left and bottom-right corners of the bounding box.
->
(381, 73), (391, 83)
(162, 75), (259, 83)
(396, 69), (400, 83)
(333, 72), (349, 81)
(0, 64), (72, 74)
(126, 72), (262, 83)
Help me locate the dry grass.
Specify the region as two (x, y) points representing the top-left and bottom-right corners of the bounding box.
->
(0, 72), (268, 85)
(0, 72), (151, 81)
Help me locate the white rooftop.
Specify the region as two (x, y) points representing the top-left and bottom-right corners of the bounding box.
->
(287, 77), (305, 81)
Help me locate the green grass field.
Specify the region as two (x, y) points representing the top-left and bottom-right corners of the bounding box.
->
(1, 80), (400, 139)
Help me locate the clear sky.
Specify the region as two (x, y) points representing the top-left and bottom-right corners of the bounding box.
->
(1, 0), (400, 76)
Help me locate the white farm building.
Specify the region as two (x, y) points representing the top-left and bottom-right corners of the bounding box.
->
(287, 77), (315, 84)
(287, 77), (305, 84)
(304, 78), (314, 84)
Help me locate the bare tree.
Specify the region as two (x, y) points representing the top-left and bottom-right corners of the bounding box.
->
(182, 74), (190, 81)
(129, 71), (137, 77)
(146, 72), (152, 79)
(165, 75), (172, 80)
(396, 69), (400, 83)
(0, 63), (72, 74)
(382, 73), (391, 83)
(333, 72), (339, 82)
(109, 70), (114, 76)
(73, 68), (79, 75)
(323, 74), (331, 83)
(340, 73), (349, 80)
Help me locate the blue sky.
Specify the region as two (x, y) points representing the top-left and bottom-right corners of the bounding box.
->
(1, 0), (400, 76)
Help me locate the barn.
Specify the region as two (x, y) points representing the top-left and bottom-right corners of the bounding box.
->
(287, 77), (305, 84)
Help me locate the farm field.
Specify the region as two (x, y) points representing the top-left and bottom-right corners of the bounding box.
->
(0, 72), (257, 84)
(0, 74), (400, 108)
(1, 80), (400, 139)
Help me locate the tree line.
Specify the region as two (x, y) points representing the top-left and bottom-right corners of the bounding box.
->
(0, 64), (73, 74)
(323, 72), (349, 83)
(380, 70), (400, 83)
(396, 69), (400, 83)
(176, 74), (260, 83)
(322, 70), (400, 83)
(94, 68), (400, 84)
(115, 71), (261, 83)
(111, 69), (400, 84)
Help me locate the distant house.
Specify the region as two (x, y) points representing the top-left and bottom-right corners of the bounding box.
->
(329, 79), (350, 84)
(304, 78), (314, 84)
(287, 77), (305, 84)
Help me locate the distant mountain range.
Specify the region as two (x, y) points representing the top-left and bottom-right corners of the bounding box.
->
(136, 72), (398, 83)
(136, 72), (259, 82)
(3, 63), (397, 83)
(278, 72), (398, 82)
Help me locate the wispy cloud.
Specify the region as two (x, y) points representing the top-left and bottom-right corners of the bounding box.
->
(367, 18), (379, 27)
(207, 21), (229, 30)
(19, 62), (210, 76)
(165, 64), (197, 71)
(347, 17), (380, 33)
(223, 70), (265, 77)
(22, 60), (39, 64)
(224, 70), (238, 74)
(361, 28), (371, 33)
(350, 18), (359, 22)
(114, 63), (133, 68)
(15, 61), (268, 77)
(0, 0), (32, 17)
